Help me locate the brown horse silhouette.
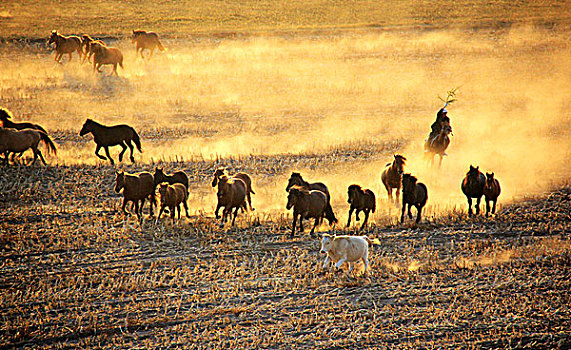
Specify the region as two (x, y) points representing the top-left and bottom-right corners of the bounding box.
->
(347, 184), (376, 231)
(286, 172), (337, 225)
(0, 108), (55, 162)
(81, 35), (105, 64)
(425, 121), (452, 167)
(154, 167), (189, 192)
(90, 42), (124, 76)
(114, 170), (156, 219)
(0, 127), (57, 166)
(401, 174), (428, 224)
(483, 172), (501, 216)
(381, 154), (406, 203)
(156, 183), (189, 224)
(212, 167), (255, 212)
(461, 165), (486, 216)
(132, 30), (165, 59)
(48, 30), (82, 63)
(215, 175), (248, 227)
(79, 119), (142, 165)
(286, 185), (328, 237)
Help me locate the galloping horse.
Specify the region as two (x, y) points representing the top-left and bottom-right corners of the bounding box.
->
(347, 184), (376, 231)
(79, 119), (142, 165)
(286, 172), (337, 225)
(90, 42), (124, 76)
(286, 185), (328, 237)
(461, 165), (486, 216)
(114, 170), (156, 219)
(424, 121), (452, 167)
(211, 168), (255, 212)
(381, 154), (406, 203)
(483, 172), (501, 216)
(401, 173), (428, 224)
(131, 30), (165, 59)
(0, 108), (54, 162)
(0, 127), (57, 166)
(48, 30), (82, 63)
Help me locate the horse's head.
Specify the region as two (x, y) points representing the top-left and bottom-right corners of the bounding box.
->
(211, 167), (227, 187)
(0, 108), (12, 122)
(286, 185), (304, 210)
(486, 172), (495, 184)
(286, 172), (302, 192)
(216, 174), (230, 199)
(48, 30), (58, 45)
(402, 173), (417, 190)
(114, 171), (125, 193)
(158, 182), (169, 198)
(393, 154), (407, 174)
(131, 30), (144, 42)
(89, 41), (105, 55)
(467, 165), (480, 179)
(79, 119), (94, 136)
(347, 184), (361, 204)
(154, 167), (165, 185)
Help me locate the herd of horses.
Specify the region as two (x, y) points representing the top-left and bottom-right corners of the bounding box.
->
(0, 105), (502, 232)
(48, 30), (165, 75)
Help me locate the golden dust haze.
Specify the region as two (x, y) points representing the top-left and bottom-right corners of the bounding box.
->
(0, 26), (569, 218)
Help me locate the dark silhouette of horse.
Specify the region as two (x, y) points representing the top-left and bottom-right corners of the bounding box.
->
(79, 119), (142, 165)
(483, 172), (501, 216)
(114, 170), (156, 219)
(381, 154), (406, 203)
(48, 30), (82, 63)
(211, 167), (255, 212)
(154, 167), (189, 192)
(424, 121), (452, 167)
(156, 183), (189, 224)
(401, 173), (428, 224)
(286, 172), (337, 226)
(132, 30), (165, 59)
(215, 175), (248, 227)
(90, 42), (124, 76)
(461, 165), (486, 216)
(347, 184), (376, 231)
(0, 128), (57, 166)
(286, 185), (328, 237)
(0, 108), (55, 162)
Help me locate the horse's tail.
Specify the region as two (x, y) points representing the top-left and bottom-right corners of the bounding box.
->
(38, 131), (58, 156)
(119, 55), (124, 69)
(156, 40), (165, 51)
(324, 203), (338, 225)
(131, 128), (142, 152)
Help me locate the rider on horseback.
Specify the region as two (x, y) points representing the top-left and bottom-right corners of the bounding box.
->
(429, 107), (450, 141)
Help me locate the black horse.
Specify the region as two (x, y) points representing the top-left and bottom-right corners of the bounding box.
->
(461, 165), (486, 216)
(79, 119), (142, 165)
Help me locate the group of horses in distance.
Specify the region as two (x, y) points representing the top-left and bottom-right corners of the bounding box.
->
(48, 30), (165, 75)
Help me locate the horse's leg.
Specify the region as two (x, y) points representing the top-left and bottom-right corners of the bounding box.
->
(231, 206), (239, 226)
(439, 154), (444, 168)
(133, 200), (140, 219)
(492, 199), (497, 215)
(36, 149), (47, 166)
(183, 199), (190, 218)
(126, 140), (135, 163)
(415, 205), (422, 223)
(298, 215), (304, 233)
(118, 142), (127, 162)
(395, 186), (401, 205)
(401, 203), (406, 223)
(140, 198), (146, 217)
(291, 213), (297, 237)
(485, 199), (490, 216)
(360, 210), (370, 231)
(149, 194), (156, 216)
(155, 205), (165, 224)
(104, 147), (115, 165)
(94, 145), (107, 160)
(356, 209), (361, 222)
(310, 216), (320, 236)
(407, 204), (413, 219)
(171, 205), (176, 225)
(475, 196), (482, 215)
(149, 48), (155, 59)
(121, 197), (129, 216)
(68, 52), (72, 62)
(111, 63), (118, 76)
(467, 197), (473, 216)
(346, 207), (354, 227)
(215, 202), (222, 219)
(386, 186), (393, 203)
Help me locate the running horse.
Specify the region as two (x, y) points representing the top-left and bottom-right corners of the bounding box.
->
(79, 119), (142, 165)
(48, 30), (82, 63)
(0, 127), (57, 166)
(381, 154), (406, 204)
(131, 30), (165, 59)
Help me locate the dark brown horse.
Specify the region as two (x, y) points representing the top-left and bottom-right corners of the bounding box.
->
(347, 184), (376, 231)
(132, 30), (165, 59)
(0, 128), (57, 166)
(286, 185), (328, 237)
(114, 170), (156, 219)
(461, 165), (486, 216)
(156, 183), (189, 224)
(81, 34), (105, 64)
(212, 167), (255, 212)
(215, 175), (248, 227)
(424, 121), (452, 167)
(381, 154), (406, 203)
(154, 167), (189, 192)
(483, 172), (501, 216)
(79, 119), (142, 165)
(48, 30), (82, 63)
(0, 108), (55, 162)
(401, 174), (428, 224)
(286, 172), (337, 225)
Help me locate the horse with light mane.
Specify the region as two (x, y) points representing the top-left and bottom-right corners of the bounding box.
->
(48, 30), (82, 63)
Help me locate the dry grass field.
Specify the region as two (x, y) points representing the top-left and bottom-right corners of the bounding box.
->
(1, 1), (571, 348)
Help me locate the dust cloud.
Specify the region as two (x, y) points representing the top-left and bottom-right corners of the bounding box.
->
(0, 26), (569, 217)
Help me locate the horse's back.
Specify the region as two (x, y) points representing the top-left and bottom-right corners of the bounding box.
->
(462, 174), (485, 198)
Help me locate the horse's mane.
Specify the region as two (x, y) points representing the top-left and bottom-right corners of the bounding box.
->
(348, 184), (363, 192)
(402, 173), (417, 183)
(289, 185), (310, 195)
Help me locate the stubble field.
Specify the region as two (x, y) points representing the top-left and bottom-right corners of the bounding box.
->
(1, 1), (570, 348)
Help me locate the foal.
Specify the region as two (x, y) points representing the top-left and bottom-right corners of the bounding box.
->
(483, 172), (501, 216)
(156, 183), (189, 224)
